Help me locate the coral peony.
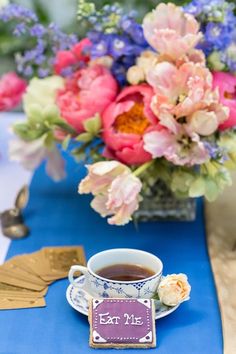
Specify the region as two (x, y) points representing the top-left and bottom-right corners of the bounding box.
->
(54, 38), (91, 75)
(143, 3), (202, 60)
(0, 72), (26, 111)
(9, 137), (65, 181)
(57, 65), (118, 133)
(102, 84), (158, 165)
(78, 161), (142, 225)
(212, 71), (236, 130)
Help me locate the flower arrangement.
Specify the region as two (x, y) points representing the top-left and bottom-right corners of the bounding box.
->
(1, 0), (236, 226)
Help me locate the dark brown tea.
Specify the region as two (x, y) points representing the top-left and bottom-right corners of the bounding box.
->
(96, 264), (155, 281)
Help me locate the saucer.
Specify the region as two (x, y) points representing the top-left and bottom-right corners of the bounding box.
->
(66, 275), (179, 320)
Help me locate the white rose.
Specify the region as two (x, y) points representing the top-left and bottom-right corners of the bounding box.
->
(189, 110), (219, 136)
(136, 50), (158, 75)
(0, 0), (9, 9)
(127, 66), (145, 85)
(158, 274), (191, 307)
(23, 76), (64, 116)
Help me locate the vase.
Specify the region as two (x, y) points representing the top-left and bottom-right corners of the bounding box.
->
(134, 179), (196, 222)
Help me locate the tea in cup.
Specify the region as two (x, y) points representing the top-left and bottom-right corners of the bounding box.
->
(68, 248), (163, 298)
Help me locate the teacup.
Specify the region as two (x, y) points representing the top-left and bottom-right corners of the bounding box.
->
(68, 248), (163, 299)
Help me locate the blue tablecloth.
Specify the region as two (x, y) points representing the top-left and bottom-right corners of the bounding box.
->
(0, 157), (223, 354)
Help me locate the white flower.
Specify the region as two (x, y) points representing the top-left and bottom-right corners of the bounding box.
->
(0, 0), (9, 9)
(9, 136), (66, 181)
(189, 110), (219, 136)
(127, 50), (158, 85)
(188, 104), (229, 136)
(136, 50), (158, 75)
(127, 66), (145, 85)
(23, 76), (64, 116)
(158, 274), (191, 306)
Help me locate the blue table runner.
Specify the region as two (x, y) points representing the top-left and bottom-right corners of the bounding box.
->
(0, 157), (223, 354)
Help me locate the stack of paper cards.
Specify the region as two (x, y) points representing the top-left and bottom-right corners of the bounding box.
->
(0, 246), (85, 310)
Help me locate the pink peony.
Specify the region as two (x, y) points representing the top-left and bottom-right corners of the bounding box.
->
(57, 64), (118, 133)
(78, 161), (142, 225)
(102, 84), (159, 165)
(143, 3), (202, 60)
(0, 72), (27, 111)
(144, 126), (209, 166)
(54, 38), (91, 75)
(212, 71), (236, 130)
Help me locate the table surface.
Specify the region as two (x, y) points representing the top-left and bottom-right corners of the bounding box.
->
(0, 113), (223, 354)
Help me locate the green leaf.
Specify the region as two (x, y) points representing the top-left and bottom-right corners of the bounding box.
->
(27, 104), (44, 122)
(216, 170), (232, 190)
(71, 147), (86, 162)
(43, 105), (60, 121)
(204, 179), (219, 202)
(76, 132), (93, 143)
(13, 123), (45, 141)
(171, 170), (194, 194)
(83, 114), (102, 135)
(44, 132), (54, 149)
(152, 293), (160, 300)
(52, 118), (76, 134)
(189, 177), (206, 197)
(62, 135), (71, 151)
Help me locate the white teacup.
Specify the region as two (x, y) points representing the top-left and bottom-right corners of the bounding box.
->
(68, 248), (163, 299)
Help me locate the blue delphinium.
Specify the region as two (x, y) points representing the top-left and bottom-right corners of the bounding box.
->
(205, 22), (231, 51)
(78, 1), (148, 85)
(89, 28), (148, 85)
(220, 42), (236, 72)
(0, 4), (77, 78)
(203, 141), (227, 163)
(185, 0), (236, 72)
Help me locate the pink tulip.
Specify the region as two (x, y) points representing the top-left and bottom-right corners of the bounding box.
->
(78, 161), (142, 225)
(0, 72), (27, 111)
(143, 3), (202, 60)
(102, 84), (159, 165)
(148, 62), (215, 119)
(57, 64), (118, 133)
(54, 38), (91, 75)
(212, 71), (236, 130)
(147, 61), (228, 135)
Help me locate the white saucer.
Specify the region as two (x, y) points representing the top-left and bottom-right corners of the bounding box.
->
(66, 275), (179, 320)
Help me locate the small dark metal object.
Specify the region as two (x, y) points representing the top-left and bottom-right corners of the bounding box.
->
(0, 185), (30, 239)
(15, 185), (29, 210)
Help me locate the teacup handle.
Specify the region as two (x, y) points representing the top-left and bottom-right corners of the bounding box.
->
(68, 265), (89, 288)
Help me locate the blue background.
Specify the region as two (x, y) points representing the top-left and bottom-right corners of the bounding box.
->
(0, 157), (223, 354)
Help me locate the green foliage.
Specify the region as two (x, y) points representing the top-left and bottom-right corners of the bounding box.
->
(72, 114), (103, 162)
(83, 113), (102, 135)
(13, 104), (75, 142)
(76, 114), (102, 143)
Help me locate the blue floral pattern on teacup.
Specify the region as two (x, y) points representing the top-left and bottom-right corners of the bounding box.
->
(66, 276), (180, 320)
(89, 272), (161, 298)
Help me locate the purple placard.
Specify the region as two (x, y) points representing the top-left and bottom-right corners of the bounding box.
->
(91, 299), (155, 344)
